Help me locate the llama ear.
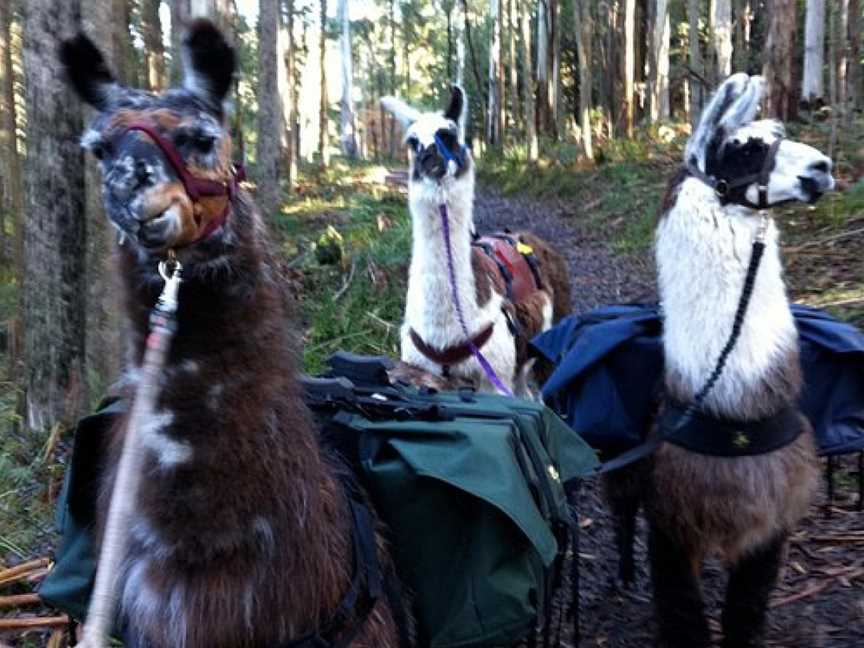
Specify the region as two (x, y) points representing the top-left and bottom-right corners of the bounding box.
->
(59, 34), (119, 111)
(380, 96), (422, 129)
(182, 19), (236, 115)
(685, 73), (752, 170)
(444, 85), (467, 126)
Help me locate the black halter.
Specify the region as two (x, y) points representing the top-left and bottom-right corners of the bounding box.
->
(687, 138), (783, 210)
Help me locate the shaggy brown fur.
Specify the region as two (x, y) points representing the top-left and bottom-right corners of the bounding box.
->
(99, 192), (403, 648)
(62, 20), (404, 648)
(470, 231), (571, 380)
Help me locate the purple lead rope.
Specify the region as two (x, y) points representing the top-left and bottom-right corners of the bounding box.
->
(439, 202), (514, 397)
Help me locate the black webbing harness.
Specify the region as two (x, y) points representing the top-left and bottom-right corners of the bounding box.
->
(595, 141), (805, 474)
(686, 138), (783, 210)
(278, 474), (409, 648)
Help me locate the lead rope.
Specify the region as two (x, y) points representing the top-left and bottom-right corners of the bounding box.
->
(439, 193), (513, 396)
(78, 255), (183, 648)
(669, 213), (769, 432)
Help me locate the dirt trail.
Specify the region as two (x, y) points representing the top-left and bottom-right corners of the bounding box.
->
(474, 186), (864, 648)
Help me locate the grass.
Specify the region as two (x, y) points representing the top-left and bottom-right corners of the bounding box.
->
(477, 131), (681, 253)
(273, 159), (413, 374)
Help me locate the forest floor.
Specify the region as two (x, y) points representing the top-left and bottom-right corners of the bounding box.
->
(473, 184), (864, 648)
(1, 118), (863, 646)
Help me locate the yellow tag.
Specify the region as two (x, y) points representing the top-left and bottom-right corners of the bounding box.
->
(516, 242), (534, 256)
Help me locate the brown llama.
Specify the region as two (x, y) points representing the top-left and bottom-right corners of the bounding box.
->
(60, 21), (405, 648)
(606, 74), (835, 648)
(381, 88), (571, 397)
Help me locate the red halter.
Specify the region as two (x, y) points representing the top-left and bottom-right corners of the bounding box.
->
(124, 122), (245, 241)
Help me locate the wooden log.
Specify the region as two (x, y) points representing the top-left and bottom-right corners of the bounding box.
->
(0, 593), (41, 608)
(0, 558), (51, 588)
(0, 614), (69, 630)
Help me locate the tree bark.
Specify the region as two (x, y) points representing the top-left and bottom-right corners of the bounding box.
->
(762, 0), (798, 120)
(574, 0), (593, 158)
(337, 0), (357, 157)
(170, 0), (192, 83)
(649, 0), (670, 122)
(848, 0), (861, 113)
(550, 0), (561, 138)
(508, 0), (518, 125)
(319, 0), (330, 166)
(22, 0), (88, 432)
(284, 0), (298, 188)
(388, 0), (396, 157)
(837, 0), (850, 116)
(713, 0), (732, 78)
(521, 0), (538, 159)
(0, 0), (21, 266)
(624, 0), (635, 137)
(81, 0), (128, 399)
(536, 0), (549, 134)
(257, 0), (282, 217)
(142, 0), (166, 91)
(688, 0), (704, 125)
(486, 0), (501, 146)
(803, 0), (826, 105)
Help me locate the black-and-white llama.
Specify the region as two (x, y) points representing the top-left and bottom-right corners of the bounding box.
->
(608, 74), (835, 648)
(382, 87), (571, 397)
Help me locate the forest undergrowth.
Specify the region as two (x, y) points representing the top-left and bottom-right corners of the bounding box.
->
(1, 116), (863, 646)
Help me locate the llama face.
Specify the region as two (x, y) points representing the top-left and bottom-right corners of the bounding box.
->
(382, 86), (471, 184)
(688, 74), (834, 208)
(60, 20), (237, 255)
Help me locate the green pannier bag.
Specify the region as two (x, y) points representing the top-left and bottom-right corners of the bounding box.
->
(40, 353), (598, 648)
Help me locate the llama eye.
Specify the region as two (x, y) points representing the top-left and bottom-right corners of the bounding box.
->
(90, 144), (105, 160)
(192, 135), (217, 153)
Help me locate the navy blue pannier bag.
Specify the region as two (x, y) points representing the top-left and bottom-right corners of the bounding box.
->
(532, 303), (864, 458)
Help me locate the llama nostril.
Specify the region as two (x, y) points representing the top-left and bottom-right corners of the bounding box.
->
(810, 159), (831, 174)
(135, 160), (153, 187)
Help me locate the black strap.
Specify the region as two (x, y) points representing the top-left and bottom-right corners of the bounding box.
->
(659, 403), (803, 456)
(277, 494), (382, 648)
(686, 138), (783, 210)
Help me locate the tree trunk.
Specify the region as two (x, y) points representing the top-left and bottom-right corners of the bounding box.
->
(257, 0), (282, 217)
(713, 0), (732, 79)
(142, 0), (166, 91)
(22, 0), (88, 432)
(388, 0), (396, 157)
(624, 0), (636, 137)
(550, 0), (561, 138)
(486, 0), (501, 146)
(763, 0), (798, 121)
(284, 0), (298, 189)
(649, 0), (670, 122)
(688, 0), (704, 125)
(848, 0), (861, 113)
(536, 0), (549, 134)
(0, 0), (21, 266)
(318, 0), (329, 166)
(508, 0), (518, 125)
(522, 0), (538, 159)
(803, 0), (826, 106)
(574, 0), (593, 158)
(81, 0), (128, 398)
(837, 0), (850, 116)
(498, 0), (507, 140)
(446, 1), (453, 79)
(171, 0), (192, 83)
(337, 0), (357, 157)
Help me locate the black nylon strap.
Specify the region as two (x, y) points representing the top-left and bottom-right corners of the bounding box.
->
(687, 138), (783, 209)
(659, 403), (804, 456)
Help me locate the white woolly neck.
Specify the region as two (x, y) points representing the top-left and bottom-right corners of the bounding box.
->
(405, 170), (480, 320)
(656, 177), (798, 417)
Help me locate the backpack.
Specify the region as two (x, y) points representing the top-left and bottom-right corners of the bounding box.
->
(40, 352), (599, 648)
